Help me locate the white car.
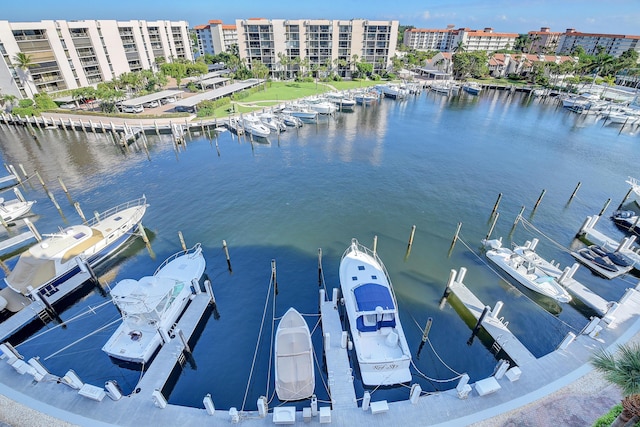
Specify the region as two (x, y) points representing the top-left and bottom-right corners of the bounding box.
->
(143, 100), (159, 108)
(161, 96), (177, 104)
(121, 105), (143, 114)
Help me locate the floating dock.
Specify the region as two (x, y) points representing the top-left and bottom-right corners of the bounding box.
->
(446, 268), (537, 367)
(319, 288), (358, 409)
(578, 214), (640, 270)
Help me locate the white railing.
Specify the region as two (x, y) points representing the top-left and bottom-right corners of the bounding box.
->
(154, 243), (202, 275)
(84, 195), (147, 227)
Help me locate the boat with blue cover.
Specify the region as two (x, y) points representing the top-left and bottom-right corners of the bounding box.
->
(339, 238), (412, 386)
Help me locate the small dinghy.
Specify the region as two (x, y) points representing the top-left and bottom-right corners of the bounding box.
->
(275, 307), (315, 401)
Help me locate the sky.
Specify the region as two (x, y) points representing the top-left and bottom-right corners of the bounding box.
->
(3, 0), (640, 35)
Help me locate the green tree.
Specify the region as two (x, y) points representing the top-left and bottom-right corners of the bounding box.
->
(161, 62), (187, 87)
(356, 61), (373, 78)
(12, 52), (39, 98)
(592, 344), (640, 427)
(251, 60), (270, 89)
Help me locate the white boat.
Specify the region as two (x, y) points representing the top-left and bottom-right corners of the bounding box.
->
(431, 81), (458, 95)
(0, 197), (34, 222)
(281, 104), (318, 121)
(561, 93), (598, 109)
(339, 238), (412, 386)
(325, 92), (356, 110)
(482, 238), (572, 303)
(353, 91), (378, 106)
(376, 84), (408, 99)
(278, 114), (303, 128)
(0, 196), (148, 317)
(102, 243), (206, 364)
(302, 98), (337, 115)
(242, 115), (271, 138)
(259, 113), (286, 133)
(274, 307), (315, 401)
(462, 82), (482, 95)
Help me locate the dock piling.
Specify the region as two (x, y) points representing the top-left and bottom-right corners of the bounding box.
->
(533, 189), (546, 211)
(178, 231), (187, 251)
(74, 202), (86, 222)
(490, 193), (502, 218)
(57, 176), (69, 194)
(222, 239), (232, 272)
(405, 225), (417, 260)
(485, 212), (500, 241)
(272, 259), (278, 296)
(318, 248), (323, 287)
(618, 187), (633, 210)
(599, 198), (611, 217)
(467, 306), (490, 346)
(372, 235), (378, 255)
(448, 222), (462, 257)
(568, 182), (582, 204)
(416, 317), (433, 358)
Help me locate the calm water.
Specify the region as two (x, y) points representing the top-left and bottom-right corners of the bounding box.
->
(1, 89), (639, 410)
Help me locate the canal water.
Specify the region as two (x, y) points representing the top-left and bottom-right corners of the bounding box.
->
(0, 89), (639, 410)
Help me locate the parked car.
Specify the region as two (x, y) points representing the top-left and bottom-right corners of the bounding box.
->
(160, 96), (177, 104)
(59, 103), (76, 110)
(143, 100), (159, 108)
(120, 105), (143, 114)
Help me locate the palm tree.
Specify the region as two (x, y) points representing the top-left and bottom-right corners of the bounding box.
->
(592, 343), (640, 427)
(12, 52), (39, 98)
(453, 40), (466, 53)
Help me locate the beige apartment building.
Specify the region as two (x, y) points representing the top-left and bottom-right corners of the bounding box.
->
(234, 18), (398, 78)
(556, 28), (640, 57)
(194, 20), (238, 57)
(404, 26), (517, 52)
(0, 19), (192, 98)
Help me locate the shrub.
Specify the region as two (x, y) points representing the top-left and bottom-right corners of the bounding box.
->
(18, 99), (34, 108)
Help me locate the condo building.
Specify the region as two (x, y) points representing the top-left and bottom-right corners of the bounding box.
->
(234, 18), (399, 78)
(193, 20), (238, 57)
(527, 27), (562, 54)
(0, 19), (192, 98)
(556, 28), (640, 57)
(404, 26), (517, 52)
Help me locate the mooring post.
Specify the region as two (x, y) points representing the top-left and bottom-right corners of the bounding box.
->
(372, 235), (378, 255)
(57, 176), (69, 194)
(448, 222), (462, 257)
(467, 306), (490, 346)
(222, 239), (232, 272)
(618, 187), (633, 210)
(568, 181), (582, 204)
(18, 164), (28, 179)
(405, 225), (417, 259)
(485, 212), (500, 241)
(47, 191), (62, 212)
(178, 231), (187, 251)
(439, 269), (456, 310)
(514, 206), (525, 226)
(317, 248), (323, 287)
(74, 201), (86, 222)
(416, 317), (433, 358)
(13, 187), (25, 203)
(599, 198), (611, 217)
(490, 193), (502, 218)
(533, 189), (546, 211)
(271, 259), (278, 295)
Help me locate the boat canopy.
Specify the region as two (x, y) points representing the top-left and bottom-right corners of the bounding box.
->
(111, 276), (184, 315)
(353, 283), (395, 313)
(5, 251), (56, 294)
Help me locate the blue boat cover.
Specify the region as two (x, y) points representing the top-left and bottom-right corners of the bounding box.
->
(354, 283), (394, 312)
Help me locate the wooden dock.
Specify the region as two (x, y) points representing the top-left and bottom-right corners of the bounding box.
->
(319, 289), (357, 409)
(558, 264), (611, 315)
(135, 292), (212, 395)
(447, 268), (537, 367)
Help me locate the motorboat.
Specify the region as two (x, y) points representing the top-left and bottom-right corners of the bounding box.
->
(259, 113), (286, 133)
(353, 91), (378, 106)
(462, 82), (482, 95)
(571, 245), (633, 279)
(561, 93), (599, 109)
(278, 114), (303, 128)
(377, 84), (407, 99)
(0, 196), (148, 318)
(431, 81), (458, 95)
(612, 209), (640, 234)
(242, 114), (272, 138)
(302, 98), (337, 115)
(274, 307), (315, 401)
(102, 243), (206, 364)
(0, 196), (35, 222)
(280, 104), (318, 121)
(482, 238), (572, 303)
(339, 238), (412, 386)
(325, 92), (356, 110)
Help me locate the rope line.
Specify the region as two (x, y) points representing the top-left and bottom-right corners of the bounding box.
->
(241, 272), (274, 412)
(457, 232), (578, 334)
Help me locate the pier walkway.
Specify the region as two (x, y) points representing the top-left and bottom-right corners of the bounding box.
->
(446, 268), (537, 367)
(319, 289), (357, 410)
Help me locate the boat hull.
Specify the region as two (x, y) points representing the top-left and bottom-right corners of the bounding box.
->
(339, 239), (412, 386)
(275, 307), (315, 401)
